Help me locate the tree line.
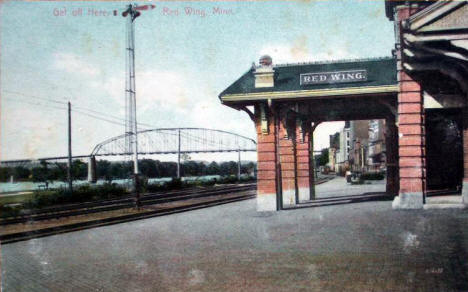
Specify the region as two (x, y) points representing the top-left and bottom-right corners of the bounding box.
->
(0, 159), (256, 182)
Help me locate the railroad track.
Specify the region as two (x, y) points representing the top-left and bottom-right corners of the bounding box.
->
(0, 184), (256, 225)
(0, 191), (256, 244)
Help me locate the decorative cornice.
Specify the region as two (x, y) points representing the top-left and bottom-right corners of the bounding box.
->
(221, 85), (399, 103)
(274, 56), (394, 68)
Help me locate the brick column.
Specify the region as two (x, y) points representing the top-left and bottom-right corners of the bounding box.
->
(462, 107), (468, 204)
(255, 104), (278, 211)
(391, 5), (426, 209)
(279, 114), (297, 206)
(296, 120), (312, 202)
(393, 71), (425, 208)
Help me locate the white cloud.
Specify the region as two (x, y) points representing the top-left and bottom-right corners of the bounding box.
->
(136, 71), (191, 112)
(101, 70), (193, 115)
(314, 48), (358, 62)
(52, 52), (101, 77)
(259, 44), (309, 64)
(1, 105), (64, 159)
(259, 38), (357, 65)
(101, 74), (125, 107)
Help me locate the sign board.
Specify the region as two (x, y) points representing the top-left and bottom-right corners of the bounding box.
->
(300, 69), (367, 85)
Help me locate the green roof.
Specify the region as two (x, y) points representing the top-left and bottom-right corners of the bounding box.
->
(219, 57), (397, 98)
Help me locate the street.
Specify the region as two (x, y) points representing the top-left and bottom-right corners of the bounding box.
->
(2, 183), (468, 291)
(316, 175), (386, 199)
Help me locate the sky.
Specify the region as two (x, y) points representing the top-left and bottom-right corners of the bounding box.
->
(0, 0), (395, 162)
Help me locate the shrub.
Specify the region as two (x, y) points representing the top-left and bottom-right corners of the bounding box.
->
(200, 179), (216, 187)
(144, 178), (190, 193)
(166, 177), (185, 189)
(186, 178), (218, 188)
(25, 183), (128, 209)
(239, 176), (255, 183)
(145, 182), (166, 193)
(218, 175), (238, 184)
(0, 204), (22, 218)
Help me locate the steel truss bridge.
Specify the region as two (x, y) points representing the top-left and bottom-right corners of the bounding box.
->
(0, 128), (257, 169)
(91, 128), (256, 156)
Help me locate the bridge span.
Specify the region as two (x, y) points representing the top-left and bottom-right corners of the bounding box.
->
(0, 128), (257, 180)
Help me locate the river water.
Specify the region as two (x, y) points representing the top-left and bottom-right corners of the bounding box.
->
(0, 175), (226, 194)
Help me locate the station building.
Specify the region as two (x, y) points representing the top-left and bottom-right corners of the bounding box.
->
(219, 0), (468, 211)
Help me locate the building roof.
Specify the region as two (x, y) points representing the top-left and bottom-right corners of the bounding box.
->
(219, 57), (397, 101)
(384, 0), (437, 21)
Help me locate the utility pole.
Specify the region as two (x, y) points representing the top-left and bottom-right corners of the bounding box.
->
(177, 129), (181, 179)
(237, 149), (241, 181)
(67, 101), (73, 193)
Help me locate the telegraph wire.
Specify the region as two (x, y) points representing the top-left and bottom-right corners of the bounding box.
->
(3, 97), (69, 112)
(72, 104), (155, 128)
(3, 90), (68, 105)
(3, 97), (152, 129)
(6, 89), (155, 128)
(2, 90), (156, 129)
(3, 97), (126, 127)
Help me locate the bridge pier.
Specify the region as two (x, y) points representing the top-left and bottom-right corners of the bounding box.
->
(87, 155), (97, 183)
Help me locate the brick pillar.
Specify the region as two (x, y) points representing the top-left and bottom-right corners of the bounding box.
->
(462, 107), (468, 204)
(392, 5), (426, 209)
(296, 120), (311, 202)
(279, 114), (297, 206)
(255, 104), (278, 211)
(385, 116), (399, 197)
(393, 71), (425, 209)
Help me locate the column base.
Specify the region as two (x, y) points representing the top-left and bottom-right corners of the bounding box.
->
(257, 193), (277, 211)
(392, 192), (424, 209)
(298, 187), (310, 202)
(282, 189), (296, 206)
(462, 181), (468, 205)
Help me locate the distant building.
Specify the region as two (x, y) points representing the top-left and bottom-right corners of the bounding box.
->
(328, 132), (340, 171)
(328, 120), (386, 174)
(368, 119), (386, 170)
(333, 122), (351, 174)
(348, 120), (369, 171)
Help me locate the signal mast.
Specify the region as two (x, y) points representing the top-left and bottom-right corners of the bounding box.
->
(118, 4), (155, 208)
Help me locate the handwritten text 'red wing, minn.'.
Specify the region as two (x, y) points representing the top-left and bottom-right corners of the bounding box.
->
(300, 70), (367, 85)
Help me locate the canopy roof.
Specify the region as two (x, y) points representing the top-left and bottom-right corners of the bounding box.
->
(219, 57), (398, 104)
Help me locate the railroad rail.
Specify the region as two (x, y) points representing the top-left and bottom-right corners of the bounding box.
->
(1, 194), (255, 244)
(0, 184), (256, 225)
(0, 184), (256, 244)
